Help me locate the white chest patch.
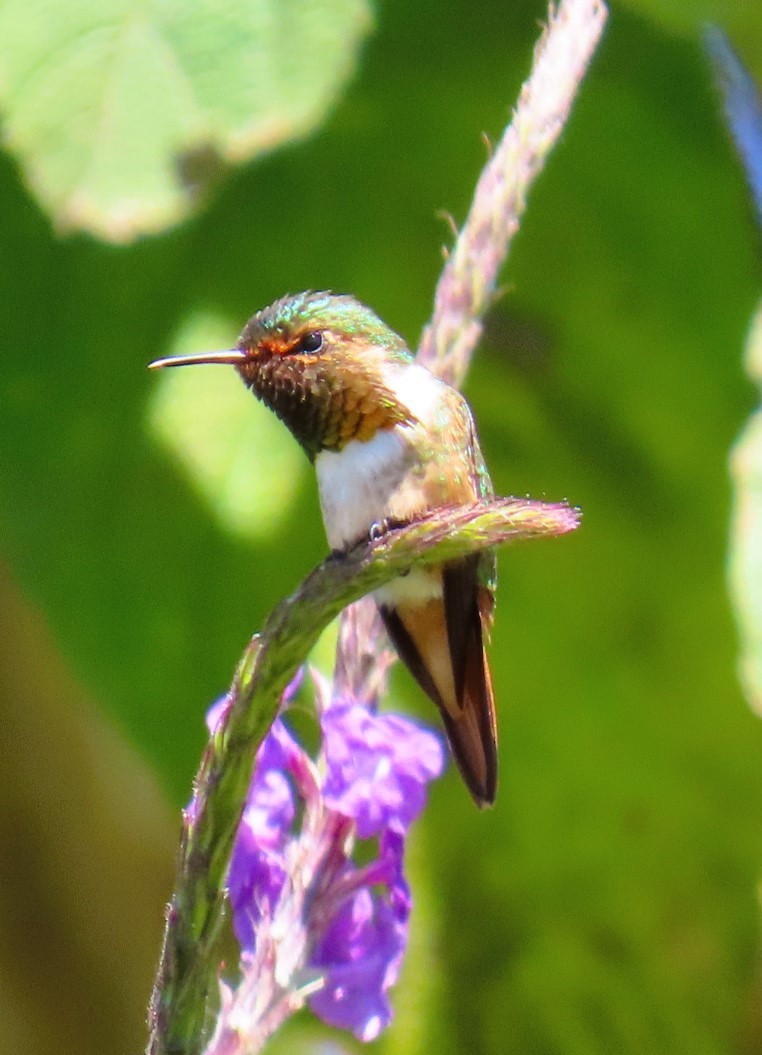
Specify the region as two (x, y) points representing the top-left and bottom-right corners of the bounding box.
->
(314, 363), (447, 551)
(316, 429), (411, 549)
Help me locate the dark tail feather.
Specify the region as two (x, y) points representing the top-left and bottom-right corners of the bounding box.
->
(441, 557), (498, 806)
(379, 577), (498, 808)
(437, 640), (497, 807)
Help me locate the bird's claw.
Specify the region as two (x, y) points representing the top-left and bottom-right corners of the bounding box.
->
(368, 517), (406, 541)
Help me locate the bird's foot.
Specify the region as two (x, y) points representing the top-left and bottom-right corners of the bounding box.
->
(368, 516), (407, 541)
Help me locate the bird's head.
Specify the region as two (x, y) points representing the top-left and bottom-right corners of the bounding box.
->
(150, 292), (416, 459)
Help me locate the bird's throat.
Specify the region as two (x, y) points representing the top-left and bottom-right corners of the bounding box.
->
(239, 355), (414, 459)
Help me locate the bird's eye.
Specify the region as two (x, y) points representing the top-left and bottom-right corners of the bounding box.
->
(298, 331), (323, 354)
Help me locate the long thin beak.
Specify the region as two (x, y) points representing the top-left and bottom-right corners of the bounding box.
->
(148, 349), (247, 370)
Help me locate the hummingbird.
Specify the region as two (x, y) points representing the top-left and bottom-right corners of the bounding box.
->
(150, 292), (498, 806)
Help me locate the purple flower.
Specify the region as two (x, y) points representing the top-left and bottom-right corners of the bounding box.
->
(309, 888), (406, 1041)
(218, 668), (443, 1046)
(321, 699), (444, 838)
(228, 720), (306, 948)
(228, 822), (287, 950)
(308, 830), (411, 1041)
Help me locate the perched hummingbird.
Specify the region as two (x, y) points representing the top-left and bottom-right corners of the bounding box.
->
(150, 292), (498, 806)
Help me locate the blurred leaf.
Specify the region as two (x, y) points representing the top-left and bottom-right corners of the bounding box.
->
(0, 0), (371, 241)
(148, 312), (306, 540)
(716, 33), (762, 716)
(729, 303), (762, 713)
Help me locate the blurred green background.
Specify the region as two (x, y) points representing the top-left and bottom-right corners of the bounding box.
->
(2, 1), (762, 1053)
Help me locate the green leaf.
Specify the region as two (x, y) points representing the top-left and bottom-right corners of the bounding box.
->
(0, 0), (371, 241)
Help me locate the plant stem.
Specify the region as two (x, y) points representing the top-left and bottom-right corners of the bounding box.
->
(146, 498), (579, 1055)
(417, 0), (608, 387)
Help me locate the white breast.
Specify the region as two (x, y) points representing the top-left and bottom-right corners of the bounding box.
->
(316, 429), (411, 549)
(314, 362), (446, 551)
